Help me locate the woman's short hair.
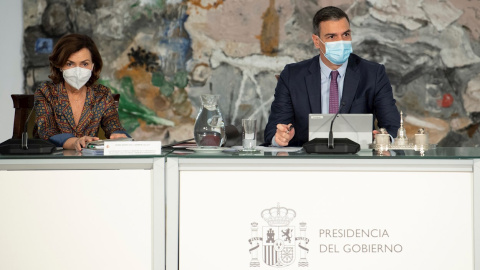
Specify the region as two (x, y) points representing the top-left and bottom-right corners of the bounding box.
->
(312, 6), (350, 35)
(48, 34), (103, 87)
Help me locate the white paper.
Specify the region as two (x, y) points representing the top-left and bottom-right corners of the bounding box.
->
(104, 141), (162, 155)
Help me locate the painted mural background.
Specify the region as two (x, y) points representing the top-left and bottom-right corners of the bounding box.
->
(23, 0), (480, 146)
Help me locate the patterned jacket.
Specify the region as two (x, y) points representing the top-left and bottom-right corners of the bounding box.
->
(35, 81), (128, 147)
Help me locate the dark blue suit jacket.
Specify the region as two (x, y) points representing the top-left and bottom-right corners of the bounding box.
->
(264, 54), (400, 146)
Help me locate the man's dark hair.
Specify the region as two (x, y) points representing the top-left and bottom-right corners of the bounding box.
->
(312, 6), (350, 35)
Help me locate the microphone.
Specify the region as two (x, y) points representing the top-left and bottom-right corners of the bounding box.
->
(328, 102), (345, 149)
(0, 100), (56, 155)
(302, 102), (360, 154)
(21, 104), (36, 150)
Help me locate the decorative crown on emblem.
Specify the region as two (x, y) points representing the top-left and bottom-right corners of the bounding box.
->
(261, 203), (296, 226)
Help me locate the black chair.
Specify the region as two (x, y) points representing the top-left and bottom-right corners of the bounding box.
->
(11, 94), (35, 139)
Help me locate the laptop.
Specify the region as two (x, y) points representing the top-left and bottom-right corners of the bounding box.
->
(308, 114), (373, 150)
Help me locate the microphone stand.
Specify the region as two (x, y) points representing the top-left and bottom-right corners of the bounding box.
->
(21, 106), (36, 150)
(302, 101), (360, 154)
(328, 102), (345, 149)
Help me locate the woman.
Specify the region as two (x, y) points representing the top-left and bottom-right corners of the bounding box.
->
(35, 34), (129, 151)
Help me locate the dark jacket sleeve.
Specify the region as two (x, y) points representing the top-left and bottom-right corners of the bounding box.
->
(264, 65), (295, 145)
(371, 64), (400, 137)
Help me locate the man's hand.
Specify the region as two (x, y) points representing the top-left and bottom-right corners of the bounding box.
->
(274, 124), (295, 146)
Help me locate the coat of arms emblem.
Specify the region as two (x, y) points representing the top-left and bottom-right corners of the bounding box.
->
(249, 204), (309, 268)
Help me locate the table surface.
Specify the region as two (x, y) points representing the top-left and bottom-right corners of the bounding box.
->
(1, 146), (480, 160)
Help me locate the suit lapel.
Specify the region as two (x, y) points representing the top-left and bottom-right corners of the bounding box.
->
(341, 57), (360, 113)
(305, 56), (322, 113)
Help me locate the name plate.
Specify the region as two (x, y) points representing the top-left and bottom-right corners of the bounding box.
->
(104, 141), (161, 155)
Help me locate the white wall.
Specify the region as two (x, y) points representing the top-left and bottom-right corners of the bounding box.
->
(0, 1), (23, 142)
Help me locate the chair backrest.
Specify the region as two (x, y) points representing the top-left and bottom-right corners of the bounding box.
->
(11, 93), (120, 139)
(11, 94), (35, 139)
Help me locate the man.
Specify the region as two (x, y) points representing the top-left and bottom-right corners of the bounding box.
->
(264, 6), (400, 147)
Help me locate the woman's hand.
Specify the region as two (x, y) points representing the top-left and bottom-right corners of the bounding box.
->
(110, 133), (128, 140)
(64, 136), (99, 151)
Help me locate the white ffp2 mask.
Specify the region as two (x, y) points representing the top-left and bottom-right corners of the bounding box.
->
(63, 66), (92, 90)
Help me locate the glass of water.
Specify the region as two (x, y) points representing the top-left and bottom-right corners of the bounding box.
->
(242, 119), (257, 151)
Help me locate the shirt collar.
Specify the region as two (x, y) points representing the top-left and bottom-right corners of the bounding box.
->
(319, 56), (348, 78)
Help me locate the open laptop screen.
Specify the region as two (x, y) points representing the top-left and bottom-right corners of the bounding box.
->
(308, 114), (373, 150)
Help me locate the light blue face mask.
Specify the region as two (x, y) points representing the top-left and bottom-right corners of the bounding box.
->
(319, 39), (353, 65)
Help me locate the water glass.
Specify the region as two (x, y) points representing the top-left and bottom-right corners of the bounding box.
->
(242, 119), (257, 151)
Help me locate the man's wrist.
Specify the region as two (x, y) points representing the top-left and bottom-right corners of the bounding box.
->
(272, 136), (281, 147)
